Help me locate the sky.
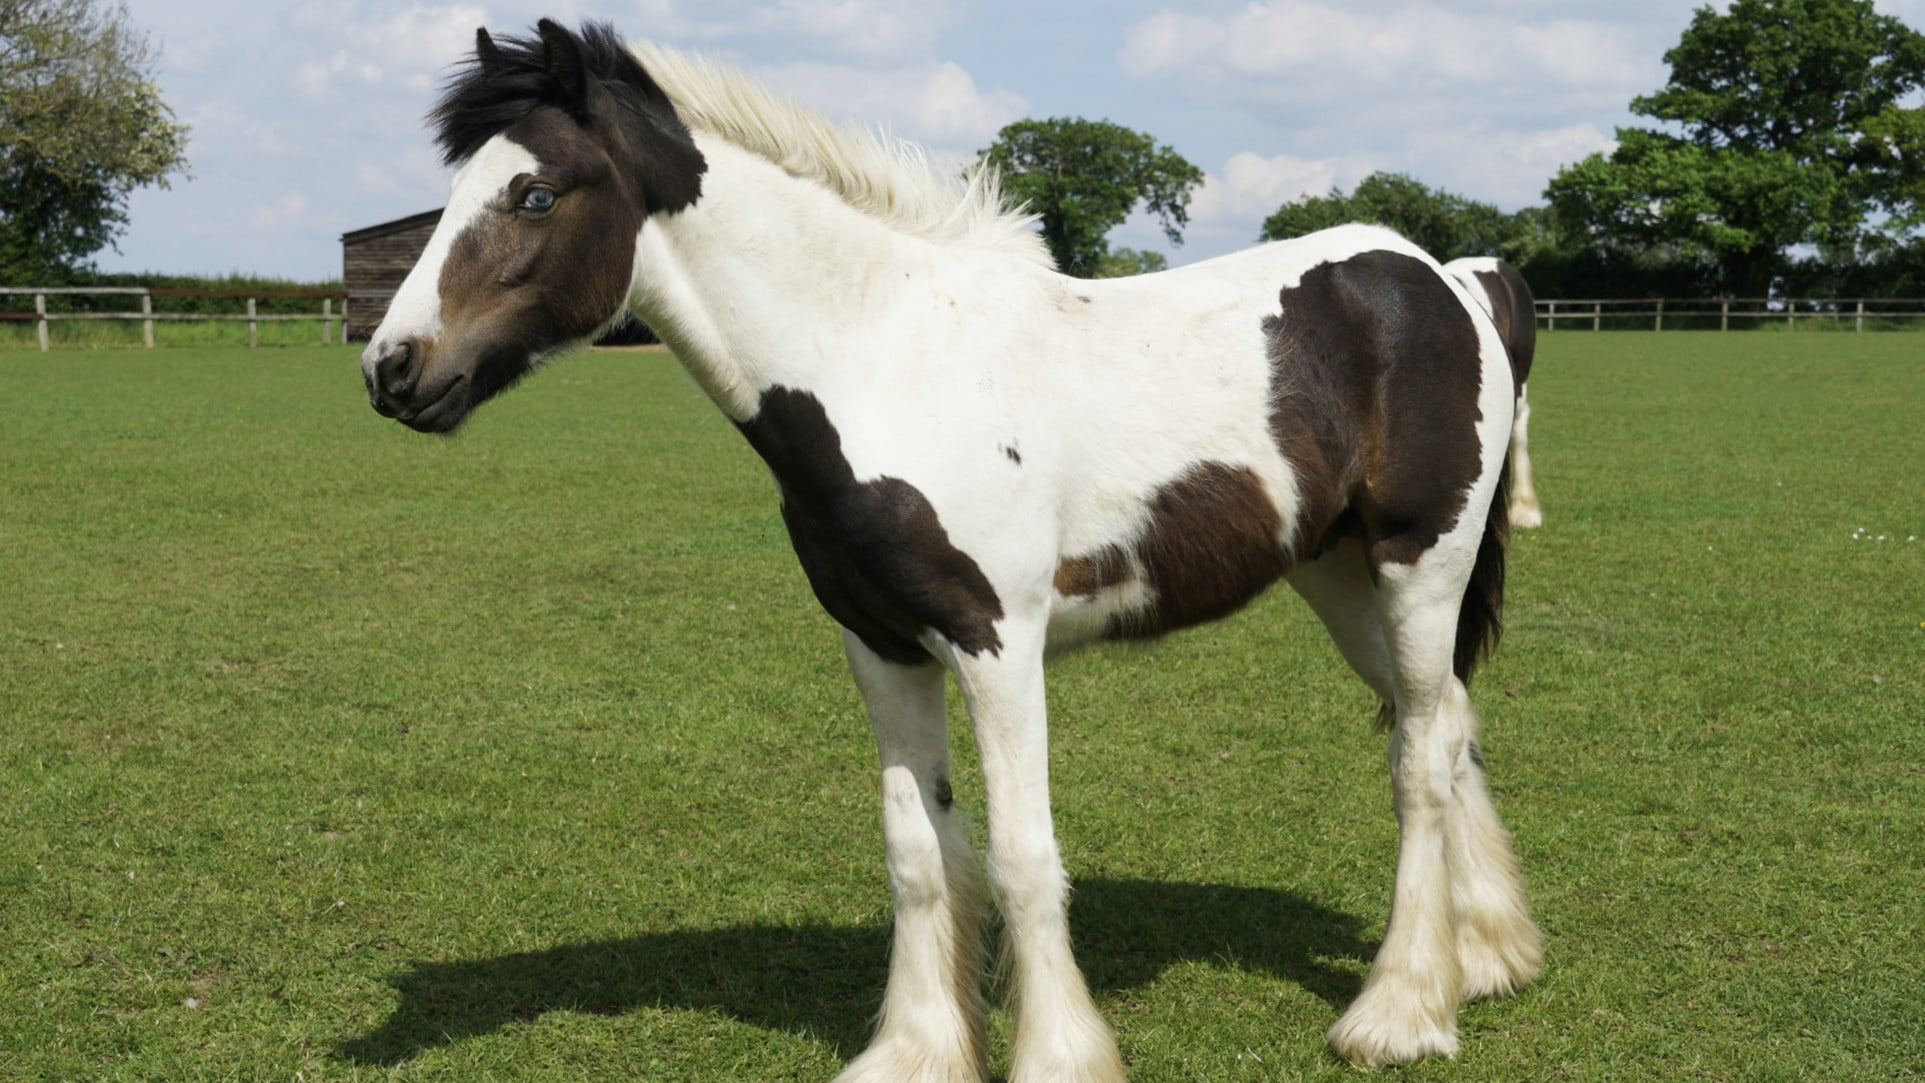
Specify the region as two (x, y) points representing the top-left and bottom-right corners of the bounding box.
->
(97, 0), (1925, 281)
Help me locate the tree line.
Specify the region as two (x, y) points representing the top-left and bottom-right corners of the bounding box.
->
(978, 0), (1925, 299)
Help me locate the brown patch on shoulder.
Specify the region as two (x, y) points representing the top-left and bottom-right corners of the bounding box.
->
(734, 387), (1003, 664)
(1265, 250), (1487, 568)
(1053, 545), (1130, 598)
(1113, 462), (1289, 638)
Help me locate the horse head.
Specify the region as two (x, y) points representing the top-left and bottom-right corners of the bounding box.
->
(361, 20), (704, 432)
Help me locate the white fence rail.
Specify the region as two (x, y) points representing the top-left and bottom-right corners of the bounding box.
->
(1, 287), (347, 350)
(1537, 297), (1925, 332)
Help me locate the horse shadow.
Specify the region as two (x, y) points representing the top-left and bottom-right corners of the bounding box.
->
(338, 877), (1370, 1066)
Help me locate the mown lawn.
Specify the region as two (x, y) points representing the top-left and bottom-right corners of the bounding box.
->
(1, 334), (1919, 1080)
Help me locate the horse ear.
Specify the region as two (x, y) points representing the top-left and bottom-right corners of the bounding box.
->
(537, 19), (590, 114)
(474, 27), (499, 65)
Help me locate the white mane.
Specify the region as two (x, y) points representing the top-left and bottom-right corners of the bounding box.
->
(631, 41), (1052, 267)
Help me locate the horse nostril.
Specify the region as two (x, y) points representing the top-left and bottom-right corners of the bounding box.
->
(376, 339), (420, 396)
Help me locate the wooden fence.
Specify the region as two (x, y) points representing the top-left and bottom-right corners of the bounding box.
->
(0, 287), (347, 350)
(1537, 297), (1925, 331)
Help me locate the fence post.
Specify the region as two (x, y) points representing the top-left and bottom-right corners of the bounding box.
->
(1721, 300), (1729, 332)
(1547, 300), (1556, 331)
(142, 292), (155, 348)
(322, 298), (332, 345)
(1787, 301), (1795, 331)
(35, 293), (49, 351)
(247, 297), (258, 347)
(1856, 300), (1864, 333)
(1593, 302), (1601, 331)
(1656, 298), (1664, 332)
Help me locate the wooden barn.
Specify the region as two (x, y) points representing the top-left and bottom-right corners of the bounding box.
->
(341, 210), (442, 341)
(341, 209), (656, 344)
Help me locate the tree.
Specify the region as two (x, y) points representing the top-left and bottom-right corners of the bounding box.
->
(1544, 0), (1925, 296)
(1259, 172), (1547, 263)
(0, 0), (189, 283)
(977, 118), (1202, 277)
(1093, 247), (1168, 278)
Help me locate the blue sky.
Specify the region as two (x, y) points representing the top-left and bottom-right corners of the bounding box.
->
(100, 0), (1925, 280)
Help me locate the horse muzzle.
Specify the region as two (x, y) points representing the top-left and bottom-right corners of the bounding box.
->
(363, 338), (471, 433)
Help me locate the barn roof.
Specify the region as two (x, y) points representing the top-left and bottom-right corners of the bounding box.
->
(342, 209), (443, 246)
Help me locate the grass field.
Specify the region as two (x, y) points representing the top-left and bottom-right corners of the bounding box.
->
(2, 334), (1920, 1080)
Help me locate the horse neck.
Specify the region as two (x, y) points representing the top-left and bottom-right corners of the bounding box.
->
(628, 136), (935, 418)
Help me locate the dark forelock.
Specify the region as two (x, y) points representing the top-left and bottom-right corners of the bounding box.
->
(429, 21), (667, 166)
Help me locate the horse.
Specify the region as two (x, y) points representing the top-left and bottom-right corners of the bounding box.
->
(361, 20), (1542, 1078)
(1443, 257), (1543, 528)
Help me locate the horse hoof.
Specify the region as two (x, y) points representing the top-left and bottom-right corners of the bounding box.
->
(832, 1039), (986, 1083)
(1328, 984), (1460, 1067)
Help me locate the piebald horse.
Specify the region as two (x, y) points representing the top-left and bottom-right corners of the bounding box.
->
(362, 20), (1541, 1078)
(1444, 257), (1543, 528)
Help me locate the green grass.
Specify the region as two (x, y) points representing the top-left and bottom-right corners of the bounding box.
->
(1, 335), (1920, 1080)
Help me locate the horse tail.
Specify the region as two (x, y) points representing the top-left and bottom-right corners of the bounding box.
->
(1454, 452), (1509, 685)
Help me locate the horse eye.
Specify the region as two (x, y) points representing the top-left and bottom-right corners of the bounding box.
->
(519, 186), (557, 212)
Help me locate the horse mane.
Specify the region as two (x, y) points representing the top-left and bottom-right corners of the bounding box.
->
(429, 21), (1049, 265)
(629, 41), (1049, 265)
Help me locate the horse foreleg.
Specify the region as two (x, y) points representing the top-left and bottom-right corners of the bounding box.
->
(943, 629), (1124, 1083)
(837, 631), (989, 1083)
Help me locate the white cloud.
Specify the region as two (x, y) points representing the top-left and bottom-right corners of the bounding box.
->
(249, 193), (311, 231)
(286, 5), (484, 103)
(629, 0), (960, 60)
(1188, 151), (1380, 225)
(1119, 2), (1663, 121)
(755, 60), (1028, 149)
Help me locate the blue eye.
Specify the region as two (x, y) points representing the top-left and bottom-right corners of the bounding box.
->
(519, 186), (557, 212)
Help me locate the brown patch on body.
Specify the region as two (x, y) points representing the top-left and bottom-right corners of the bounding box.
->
(735, 386), (1004, 665)
(1115, 463), (1290, 637)
(1052, 466), (1291, 641)
(1053, 545), (1130, 598)
(1264, 250), (1487, 569)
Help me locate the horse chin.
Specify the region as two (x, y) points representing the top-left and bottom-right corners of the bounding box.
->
(401, 379), (474, 434)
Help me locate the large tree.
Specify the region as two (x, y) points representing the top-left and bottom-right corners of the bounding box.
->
(1544, 0), (1925, 296)
(0, 0), (189, 283)
(1259, 172), (1547, 262)
(977, 118), (1202, 277)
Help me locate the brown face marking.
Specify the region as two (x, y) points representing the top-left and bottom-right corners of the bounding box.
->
(735, 387), (1004, 665)
(1265, 250), (1487, 569)
(430, 109), (645, 409)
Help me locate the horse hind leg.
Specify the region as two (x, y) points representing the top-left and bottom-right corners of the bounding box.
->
(1290, 537), (1539, 1012)
(1507, 385), (1543, 528)
(1444, 681), (1541, 1001)
(1318, 518), (1537, 1065)
(836, 631), (990, 1083)
(1322, 547), (1469, 1066)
